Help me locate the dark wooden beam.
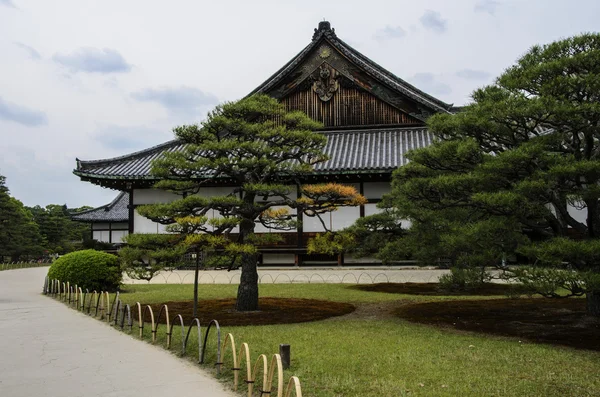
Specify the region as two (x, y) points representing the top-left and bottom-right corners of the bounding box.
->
(359, 182), (365, 218)
(128, 188), (134, 234)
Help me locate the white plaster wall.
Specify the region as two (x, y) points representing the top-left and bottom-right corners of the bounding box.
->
(133, 209), (169, 234)
(133, 188), (179, 205)
(332, 206), (361, 230)
(302, 213), (326, 232)
(111, 230), (129, 243)
(364, 203), (381, 217)
(303, 206), (361, 232)
(364, 203), (411, 228)
(92, 230), (110, 243)
(363, 182), (391, 199)
(567, 202), (588, 226)
(197, 186), (238, 198)
(255, 206), (296, 233)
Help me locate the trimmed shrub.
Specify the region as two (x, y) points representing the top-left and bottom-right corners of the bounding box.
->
(47, 249), (121, 291)
(438, 267), (492, 291)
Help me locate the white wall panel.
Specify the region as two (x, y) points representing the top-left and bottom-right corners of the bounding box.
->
(363, 182), (391, 199)
(255, 206), (296, 233)
(134, 209), (170, 233)
(93, 230), (110, 243)
(111, 230), (128, 243)
(332, 206), (360, 230)
(364, 203), (381, 216)
(365, 203), (411, 228)
(133, 189), (179, 205)
(568, 202), (588, 225)
(197, 186), (237, 197)
(302, 213), (327, 232)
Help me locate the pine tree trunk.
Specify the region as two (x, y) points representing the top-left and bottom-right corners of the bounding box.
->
(587, 290), (600, 317)
(235, 252), (259, 311)
(235, 216), (259, 312)
(193, 248), (200, 318)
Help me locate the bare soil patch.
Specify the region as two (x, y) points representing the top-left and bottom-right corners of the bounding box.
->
(396, 298), (600, 351)
(141, 297), (355, 326)
(352, 282), (519, 296)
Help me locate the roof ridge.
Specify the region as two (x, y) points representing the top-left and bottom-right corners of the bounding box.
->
(106, 191), (128, 209)
(71, 202), (110, 217)
(330, 36), (453, 110)
(250, 21), (453, 113)
(322, 126), (428, 135)
(71, 192), (129, 221)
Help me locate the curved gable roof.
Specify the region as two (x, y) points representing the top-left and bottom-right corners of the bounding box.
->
(250, 21), (453, 114)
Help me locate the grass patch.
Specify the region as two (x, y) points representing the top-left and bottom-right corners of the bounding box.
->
(115, 283), (600, 397)
(119, 283), (503, 306)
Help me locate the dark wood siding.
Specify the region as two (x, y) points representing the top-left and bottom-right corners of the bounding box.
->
(281, 86), (422, 128)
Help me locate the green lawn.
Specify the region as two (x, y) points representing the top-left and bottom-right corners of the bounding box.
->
(118, 283), (500, 305)
(116, 284), (600, 397)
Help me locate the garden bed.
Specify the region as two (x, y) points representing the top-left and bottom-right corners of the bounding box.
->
(141, 297), (355, 326)
(396, 297), (600, 351)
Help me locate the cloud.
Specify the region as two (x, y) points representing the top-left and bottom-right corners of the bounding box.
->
(374, 25), (407, 41)
(93, 124), (170, 151)
(474, 0), (500, 15)
(52, 47), (131, 73)
(456, 69), (491, 80)
(13, 42), (41, 60)
(0, 96), (48, 126)
(409, 73), (452, 96)
(131, 86), (218, 120)
(420, 10), (448, 33)
(0, 0), (16, 8)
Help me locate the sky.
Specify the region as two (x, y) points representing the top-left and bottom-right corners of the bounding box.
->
(1, 0), (599, 208)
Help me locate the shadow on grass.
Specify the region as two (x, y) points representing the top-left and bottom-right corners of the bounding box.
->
(350, 282), (520, 296)
(142, 297), (355, 326)
(396, 298), (600, 351)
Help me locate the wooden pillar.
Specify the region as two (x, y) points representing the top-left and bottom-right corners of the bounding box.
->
(296, 186), (303, 248)
(128, 188), (134, 234)
(108, 222), (112, 243)
(359, 181), (365, 218)
(294, 253), (301, 267)
(337, 253), (344, 267)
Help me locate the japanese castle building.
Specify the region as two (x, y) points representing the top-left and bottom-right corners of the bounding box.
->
(71, 192), (129, 244)
(74, 21), (456, 265)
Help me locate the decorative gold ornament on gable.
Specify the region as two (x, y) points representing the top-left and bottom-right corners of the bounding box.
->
(312, 64), (339, 102)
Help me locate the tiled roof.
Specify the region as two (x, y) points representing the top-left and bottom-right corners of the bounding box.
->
(74, 127), (433, 180)
(249, 21), (453, 114)
(71, 192), (129, 222)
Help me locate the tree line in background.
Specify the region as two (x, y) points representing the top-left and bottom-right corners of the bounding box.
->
(0, 174), (92, 262)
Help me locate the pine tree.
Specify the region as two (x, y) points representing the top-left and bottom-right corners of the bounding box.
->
(381, 34), (600, 314)
(132, 95), (365, 312)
